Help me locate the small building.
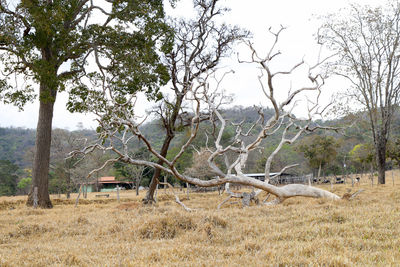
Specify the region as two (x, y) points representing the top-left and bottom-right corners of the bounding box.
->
(98, 176), (133, 192)
(83, 176), (133, 192)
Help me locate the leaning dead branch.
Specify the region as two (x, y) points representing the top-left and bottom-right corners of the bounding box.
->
(159, 182), (195, 212)
(342, 188), (365, 201)
(217, 190), (259, 209)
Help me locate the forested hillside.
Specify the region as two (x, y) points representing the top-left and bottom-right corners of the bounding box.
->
(0, 127), (35, 167)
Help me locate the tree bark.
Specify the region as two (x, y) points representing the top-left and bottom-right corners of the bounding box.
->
(143, 135), (174, 203)
(370, 163), (374, 186)
(143, 91), (185, 204)
(136, 176), (141, 196)
(27, 85), (56, 208)
(317, 162), (322, 181)
(376, 135), (386, 184)
(66, 170), (71, 199)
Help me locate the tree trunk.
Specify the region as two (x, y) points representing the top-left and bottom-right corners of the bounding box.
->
(144, 164), (162, 203)
(370, 163), (374, 186)
(136, 176), (140, 196)
(143, 135), (174, 203)
(27, 87), (56, 208)
(317, 162), (322, 179)
(66, 169), (71, 199)
(143, 95), (184, 204)
(376, 135), (386, 184)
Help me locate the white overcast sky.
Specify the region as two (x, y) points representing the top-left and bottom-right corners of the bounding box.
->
(0, 0), (384, 130)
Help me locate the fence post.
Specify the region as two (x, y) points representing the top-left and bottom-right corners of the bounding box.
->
(154, 184), (159, 202)
(116, 185), (120, 203)
(75, 184), (82, 208)
(392, 170), (395, 186)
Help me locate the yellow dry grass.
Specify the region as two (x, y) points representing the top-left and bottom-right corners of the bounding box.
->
(1, 172), (400, 266)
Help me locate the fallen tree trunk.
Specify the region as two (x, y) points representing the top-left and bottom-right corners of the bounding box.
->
(124, 158), (342, 204)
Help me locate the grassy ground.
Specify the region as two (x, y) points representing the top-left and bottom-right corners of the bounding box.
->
(1, 172), (400, 266)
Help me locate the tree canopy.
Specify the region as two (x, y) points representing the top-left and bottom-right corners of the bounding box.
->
(0, 0), (174, 208)
(298, 135), (339, 177)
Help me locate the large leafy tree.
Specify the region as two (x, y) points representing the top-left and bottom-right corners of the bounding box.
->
(297, 135), (339, 178)
(350, 143), (375, 174)
(0, 0), (172, 208)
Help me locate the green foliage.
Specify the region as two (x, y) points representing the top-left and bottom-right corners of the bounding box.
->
(297, 135), (339, 172)
(166, 145), (193, 184)
(66, 0), (173, 114)
(257, 143), (303, 173)
(0, 0), (172, 109)
(48, 169), (69, 194)
(386, 137), (400, 167)
(113, 147), (154, 187)
(349, 143), (375, 165)
(0, 127), (35, 167)
(0, 160), (19, 196)
(17, 177), (32, 190)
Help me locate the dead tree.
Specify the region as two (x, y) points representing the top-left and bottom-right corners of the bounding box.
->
(69, 27), (359, 210)
(143, 0), (248, 203)
(320, 2), (400, 184)
(66, 0), (247, 204)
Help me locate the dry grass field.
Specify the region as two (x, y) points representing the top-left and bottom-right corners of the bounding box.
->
(1, 172), (400, 266)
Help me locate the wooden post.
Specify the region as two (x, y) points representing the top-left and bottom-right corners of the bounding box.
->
(84, 183), (88, 199)
(75, 184), (82, 208)
(154, 184), (159, 202)
(136, 178), (140, 196)
(186, 182), (190, 200)
(33, 187), (38, 209)
(116, 185), (120, 203)
(392, 170), (395, 186)
(370, 164), (374, 187)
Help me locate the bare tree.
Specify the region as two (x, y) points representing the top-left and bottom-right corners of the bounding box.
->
(184, 148), (215, 180)
(141, 0), (248, 203)
(70, 27), (360, 210)
(319, 1), (400, 184)
(51, 129), (83, 198)
(115, 161), (147, 196)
